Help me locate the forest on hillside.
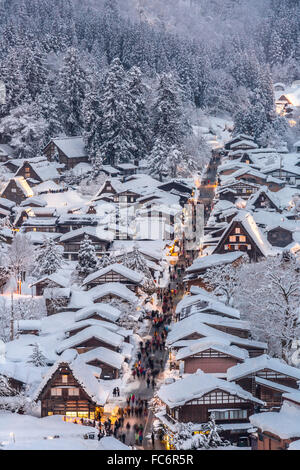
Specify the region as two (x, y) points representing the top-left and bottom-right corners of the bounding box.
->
(0, 0), (299, 178)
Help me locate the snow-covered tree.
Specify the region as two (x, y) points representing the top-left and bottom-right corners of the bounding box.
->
(58, 47), (88, 135)
(167, 417), (229, 450)
(7, 233), (35, 282)
(236, 254), (300, 362)
(98, 58), (137, 165)
(203, 255), (248, 306)
(0, 375), (13, 397)
(83, 81), (103, 176)
(76, 235), (99, 277)
(28, 343), (47, 367)
(33, 238), (64, 278)
(0, 102), (47, 158)
(121, 245), (155, 293)
(98, 253), (114, 270)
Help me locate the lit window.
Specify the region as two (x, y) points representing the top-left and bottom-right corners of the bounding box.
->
(51, 388), (62, 396)
(229, 236), (236, 242)
(68, 388), (79, 396)
(62, 375), (68, 384)
(247, 245), (251, 250)
(239, 235), (246, 242)
(235, 228), (241, 234)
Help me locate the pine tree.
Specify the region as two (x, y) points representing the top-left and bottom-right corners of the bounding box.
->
(98, 253), (114, 269)
(58, 47), (88, 136)
(122, 245), (155, 293)
(28, 343), (47, 367)
(83, 81), (103, 175)
(99, 58), (137, 165)
(152, 73), (184, 147)
(148, 137), (169, 181)
(76, 235), (99, 276)
(34, 238), (64, 278)
(127, 66), (150, 162)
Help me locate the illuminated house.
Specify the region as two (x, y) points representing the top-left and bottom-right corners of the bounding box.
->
(34, 352), (109, 419)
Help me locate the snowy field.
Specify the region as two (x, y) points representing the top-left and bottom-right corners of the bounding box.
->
(0, 412), (129, 450)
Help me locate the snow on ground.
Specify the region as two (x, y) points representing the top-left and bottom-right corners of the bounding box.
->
(40, 189), (90, 212)
(0, 412), (130, 450)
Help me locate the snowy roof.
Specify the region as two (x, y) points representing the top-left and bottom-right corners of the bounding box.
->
(250, 401), (300, 439)
(33, 180), (63, 194)
(176, 290), (241, 319)
(30, 273), (69, 289)
(75, 304), (121, 323)
(51, 137), (87, 159)
(246, 186), (281, 210)
(88, 283), (138, 304)
(59, 227), (114, 243)
(34, 353), (109, 406)
(20, 196), (47, 207)
(167, 316), (265, 350)
(186, 252), (244, 274)
(82, 263), (144, 286)
(230, 140), (258, 150)
(17, 320), (41, 331)
(176, 336), (249, 361)
(214, 211), (275, 257)
(0, 362), (45, 386)
(43, 287), (71, 299)
(28, 161), (60, 182)
(158, 370), (264, 408)
(227, 355), (300, 382)
(2, 177), (34, 198)
(23, 217), (57, 227)
(0, 197), (15, 209)
(79, 347), (125, 370)
(56, 326), (124, 354)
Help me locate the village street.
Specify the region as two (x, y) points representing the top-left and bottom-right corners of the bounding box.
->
(105, 251), (192, 450)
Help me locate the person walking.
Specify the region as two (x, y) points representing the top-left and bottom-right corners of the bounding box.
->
(151, 431), (155, 449)
(146, 376), (150, 388)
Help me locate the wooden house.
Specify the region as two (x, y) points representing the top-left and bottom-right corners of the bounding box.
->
(75, 304), (122, 325)
(113, 189), (140, 204)
(246, 187), (282, 212)
(115, 163), (138, 176)
(34, 355), (108, 419)
(30, 274), (68, 297)
(157, 371), (264, 442)
(0, 177), (34, 205)
(43, 137), (89, 170)
(89, 282), (138, 306)
(82, 263), (144, 292)
(213, 211), (274, 261)
(56, 214), (97, 234)
(250, 393), (300, 450)
(79, 347), (125, 380)
(0, 197), (15, 213)
(167, 316), (267, 358)
(14, 160), (61, 185)
(266, 225), (294, 247)
(93, 179), (124, 203)
(56, 326), (124, 355)
(176, 338), (248, 374)
(218, 181), (259, 202)
(224, 135), (256, 151)
(227, 355), (300, 410)
(59, 228), (113, 261)
(22, 217), (58, 233)
(184, 251), (244, 290)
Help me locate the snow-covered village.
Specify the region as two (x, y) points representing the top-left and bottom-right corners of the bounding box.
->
(0, 0), (300, 456)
